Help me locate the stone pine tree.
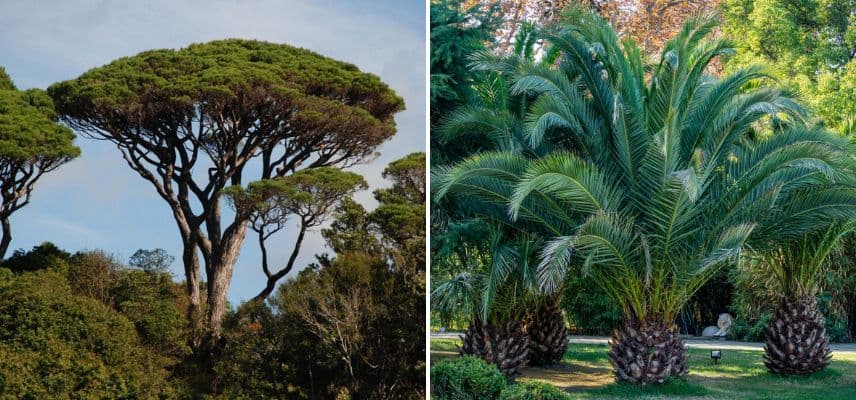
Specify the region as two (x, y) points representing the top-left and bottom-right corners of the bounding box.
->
(48, 40), (404, 336)
(0, 67), (79, 260)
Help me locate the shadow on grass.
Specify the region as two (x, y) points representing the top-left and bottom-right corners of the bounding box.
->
(587, 379), (709, 398)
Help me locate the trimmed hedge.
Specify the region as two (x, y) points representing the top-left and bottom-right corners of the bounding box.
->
(500, 381), (570, 400)
(431, 356), (506, 400)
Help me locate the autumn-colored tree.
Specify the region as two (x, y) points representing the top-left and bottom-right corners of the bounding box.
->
(464, 0), (721, 58)
(587, 0), (721, 55)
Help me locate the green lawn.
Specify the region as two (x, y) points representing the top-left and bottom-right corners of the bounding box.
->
(431, 338), (856, 400)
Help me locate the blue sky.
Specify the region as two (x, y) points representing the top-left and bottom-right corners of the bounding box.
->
(0, 0), (426, 303)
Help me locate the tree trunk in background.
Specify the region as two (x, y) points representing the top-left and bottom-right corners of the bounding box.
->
(847, 292), (856, 341)
(608, 316), (687, 384)
(0, 217), (11, 261)
(764, 295), (831, 375)
(182, 236), (202, 345)
(460, 315), (529, 378)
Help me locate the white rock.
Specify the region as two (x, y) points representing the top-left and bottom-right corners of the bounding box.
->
(701, 326), (719, 337)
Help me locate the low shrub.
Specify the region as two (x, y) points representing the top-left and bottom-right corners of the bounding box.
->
(728, 313), (772, 342)
(431, 356), (506, 400)
(500, 381), (570, 400)
(560, 274), (620, 335)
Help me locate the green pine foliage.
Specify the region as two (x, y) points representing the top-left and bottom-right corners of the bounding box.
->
(0, 68), (79, 259)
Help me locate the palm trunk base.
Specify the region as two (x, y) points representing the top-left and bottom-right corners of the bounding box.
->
(525, 302), (569, 366)
(608, 317), (687, 385)
(763, 295), (831, 375)
(460, 317), (529, 378)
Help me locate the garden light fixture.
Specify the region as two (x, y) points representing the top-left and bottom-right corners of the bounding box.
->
(711, 350), (722, 364)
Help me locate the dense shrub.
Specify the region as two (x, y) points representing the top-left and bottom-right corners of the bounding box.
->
(500, 381), (570, 400)
(62, 250), (191, 358)
(818, 292), (850, 342)
(431, 356), (506, 400)
(728, 313), (773, 342)
(113, 269), (190, 357)
(0, 268), (173, 398)
(560, 274), (620, 336)
(214, 302), (340, 399)
(67, 250), (121, 304)
(3, 242), (71, 273)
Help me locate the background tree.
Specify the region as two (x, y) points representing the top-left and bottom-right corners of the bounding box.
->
(0, 67), (80, 260)
(48, 40), (404, 335)
(431, 0), (500, 164)
(3, 241), (72, 273)
(459, 1), (721, 59)
(224, 167), (368, 302)
(128, 248), (175, 273)
(722, 0), (856, 132)
(587, 0), (722, 56)
(216, 153), (426, 399)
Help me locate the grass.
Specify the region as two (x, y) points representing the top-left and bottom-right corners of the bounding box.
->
(431, 338), (856, 399)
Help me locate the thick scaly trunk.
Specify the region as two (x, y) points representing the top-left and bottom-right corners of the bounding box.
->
(0, 217), (11, 261)
(608, 316), (687, 384)
(460, 315), (529, 378)
(205, 221), (249, 335)
(525, 301), (569, 366)
(763, 294), (831, 375)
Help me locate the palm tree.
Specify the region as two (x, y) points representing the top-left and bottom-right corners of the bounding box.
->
(432, 223), (539, 377)
(437, 11), (856, 384)
(758, 223), (854, 375)
(432, 23), (571, 373)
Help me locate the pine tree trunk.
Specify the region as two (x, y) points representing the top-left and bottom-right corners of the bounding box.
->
(763, 295), (831, 375)
(0, 217), (11, 261)
(205, 231), (247, 335)
(460, 316), (529, 378)
(182, 237), (202, 329)
(525, 301), (569, 366)
(608, 316), (687, 384)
